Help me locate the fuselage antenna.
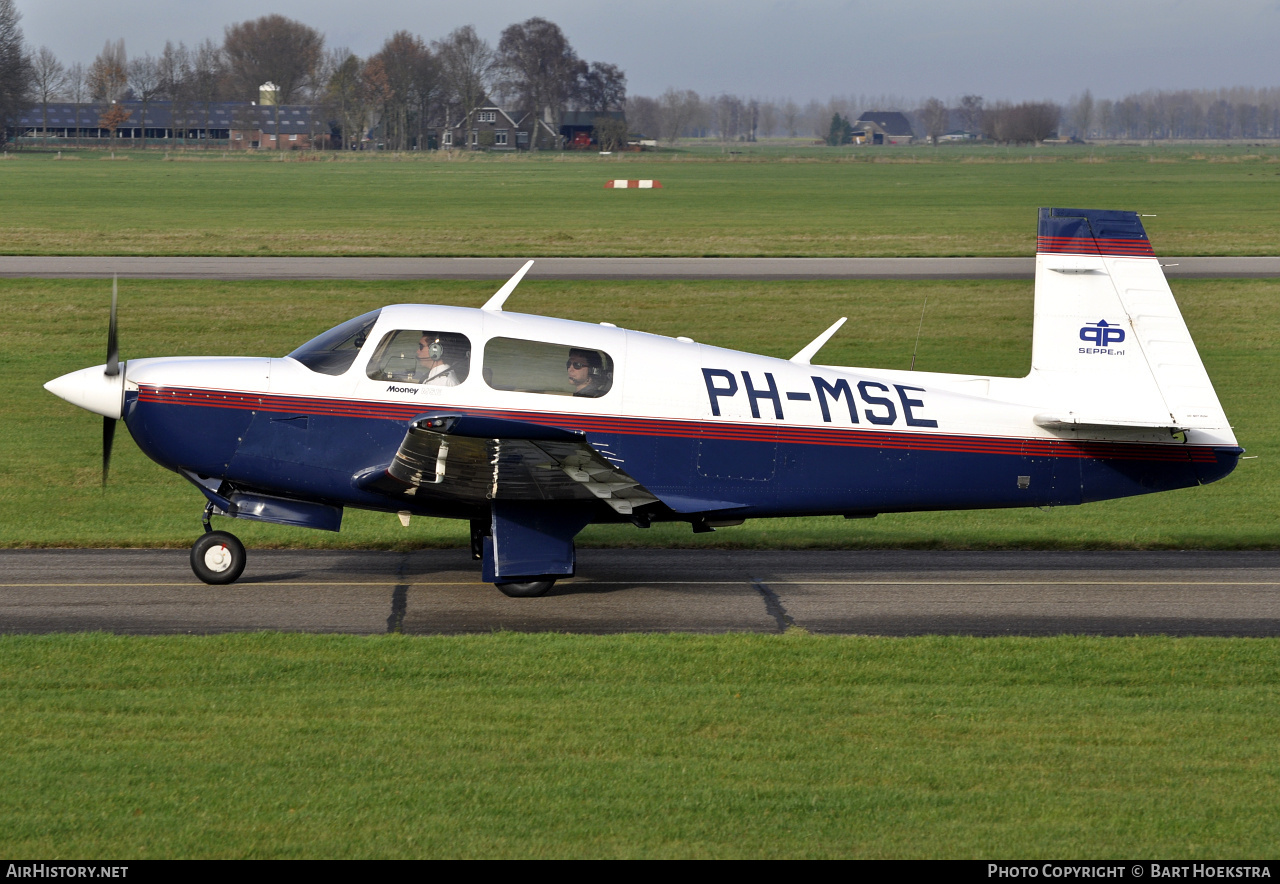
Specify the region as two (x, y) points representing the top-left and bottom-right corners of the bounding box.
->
(909, 295), (928, 370)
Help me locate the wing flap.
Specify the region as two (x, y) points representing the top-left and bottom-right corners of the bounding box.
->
(363, 413), (660, 514)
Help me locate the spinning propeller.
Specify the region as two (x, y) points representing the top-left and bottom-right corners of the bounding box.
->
(102, 276), (120, 485)
(42, 276), (128, 487)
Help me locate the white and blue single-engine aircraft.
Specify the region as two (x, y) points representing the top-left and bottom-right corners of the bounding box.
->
(45, 208), (1241, 596)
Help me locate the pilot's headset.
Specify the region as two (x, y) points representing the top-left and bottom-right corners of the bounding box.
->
(422, 333), (445, 361)
(570, 350), (604, 377)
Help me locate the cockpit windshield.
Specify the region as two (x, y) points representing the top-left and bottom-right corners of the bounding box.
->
(287, 309), (382, 376)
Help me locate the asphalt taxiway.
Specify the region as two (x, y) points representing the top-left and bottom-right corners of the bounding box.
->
(3, 549), (1279, 636)
(1, 256), (1279, 280)
(11, 254), (1273, 637)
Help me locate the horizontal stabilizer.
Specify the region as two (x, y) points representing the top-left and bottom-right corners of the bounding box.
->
(1033, 412), (1185, 434)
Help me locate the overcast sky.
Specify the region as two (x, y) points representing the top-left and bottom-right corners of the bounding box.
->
(15, 0), (1280, 104)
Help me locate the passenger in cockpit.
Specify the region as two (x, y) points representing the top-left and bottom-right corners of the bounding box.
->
(567, 348), (610, 397)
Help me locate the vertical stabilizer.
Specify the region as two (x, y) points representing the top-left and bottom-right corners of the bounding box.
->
(1029, 208), (1230, 434)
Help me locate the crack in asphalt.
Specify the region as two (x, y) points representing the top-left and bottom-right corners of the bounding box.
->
(751, 577), (796, 633)
(387, 554), (409, 634)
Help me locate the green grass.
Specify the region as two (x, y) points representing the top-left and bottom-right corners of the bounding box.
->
(5, 276), (1275, 549)
(1, 632), (1277, 858)
(2, 143), (1280, 255)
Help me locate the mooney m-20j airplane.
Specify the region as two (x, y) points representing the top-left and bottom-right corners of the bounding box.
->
(46, 208), (1241, 596)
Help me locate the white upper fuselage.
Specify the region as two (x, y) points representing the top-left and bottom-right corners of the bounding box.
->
(116, 303), (1235, 449)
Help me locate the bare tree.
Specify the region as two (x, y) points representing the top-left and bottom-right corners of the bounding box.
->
(986, 101), (1060, 143)
(223, 14), (323, 103)
(434, 25), (494, 150)
(1095, 99), (1114, 137)
(410, 44), (441, 149)
(127, 53), (161, 148)
(984, 101), (1011, 141)
(322, 49), (364, 149)
(625, 94), (660, 140)
(1067, 89), (1093, 139)
(369, 32), (429, 151)
(958, 94), (983, 136)
(190, 39), (224, 149)
(88, 39), (127, 102)
(758, 100), (777, 138)
(1024, 101), (1061, 142)
(159, 41), (193, 144)
(360, 55), (391, 149)
(919, 97), (948, 144)
(65, 61), (85, 146)
(31, 46), (65, 146)
(713, 93), (745, 144)
(658, 88), (701, 143)
(782, 98), (799, 137)
(0, 0), (31, 142)
(496, 18), (580, 150)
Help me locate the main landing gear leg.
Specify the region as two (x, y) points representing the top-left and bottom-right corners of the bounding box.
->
(191, 502), (246, 585)
(482, 502), (593, 599)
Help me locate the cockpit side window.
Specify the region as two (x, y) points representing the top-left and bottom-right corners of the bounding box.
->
(482, 337), (613, 398)
(366, 330), (472, 386)
(287, 310), (382, 376)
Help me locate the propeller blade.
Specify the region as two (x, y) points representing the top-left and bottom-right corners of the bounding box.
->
(105, 275), (119, 377)
(102, 416), (116, 487)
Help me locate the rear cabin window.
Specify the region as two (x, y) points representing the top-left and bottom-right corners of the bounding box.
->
(483, 337), (613, 398)
(366, 330), (471, 386)
(287, 309), (381, 376)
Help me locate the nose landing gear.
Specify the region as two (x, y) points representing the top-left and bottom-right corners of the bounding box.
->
(191, 503), (246, 585)
(190, 531), (246, 584)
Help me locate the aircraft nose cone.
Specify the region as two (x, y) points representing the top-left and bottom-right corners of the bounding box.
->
(44, 364), (125, 419)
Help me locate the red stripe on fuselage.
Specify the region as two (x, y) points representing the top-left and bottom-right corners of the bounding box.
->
(133, 385), (1217, 464)
(1036, 235), (1155, 257)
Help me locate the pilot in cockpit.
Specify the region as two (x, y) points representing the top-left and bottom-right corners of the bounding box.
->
(415, 332), (461, 386)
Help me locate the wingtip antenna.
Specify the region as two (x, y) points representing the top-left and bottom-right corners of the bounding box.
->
(790, 317), (847, 365)
(481, 260), (535, 312)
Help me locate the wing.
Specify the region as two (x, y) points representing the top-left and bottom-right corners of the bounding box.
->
(355, 413), (660, 515)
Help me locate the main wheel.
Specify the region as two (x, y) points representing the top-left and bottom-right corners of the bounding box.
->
(191, 531), (246, 585)
(494, 578), (556, 598)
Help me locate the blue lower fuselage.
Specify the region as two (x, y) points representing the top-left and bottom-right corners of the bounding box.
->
(124, 386), (1241, 524)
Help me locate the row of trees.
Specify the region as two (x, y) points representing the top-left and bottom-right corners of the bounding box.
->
(6, 0), (1280, 149)
(627, 92), (1063, 146)
(622, 87), (1280, 146)
(1061, 88), (1280, 141)
(4, 5), (626, 150)
(625, 91), (920, 144)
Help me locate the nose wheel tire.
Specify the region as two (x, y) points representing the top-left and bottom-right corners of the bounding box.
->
(494, 578), (557, 598)
(191, 531), (246, 585)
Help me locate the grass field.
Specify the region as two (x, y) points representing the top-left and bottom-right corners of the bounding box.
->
(5, 275), (1275, 549)
(2, 143), (1279, 256)
(6, 145), (1280, 860)
(2, 632), (1278, 859)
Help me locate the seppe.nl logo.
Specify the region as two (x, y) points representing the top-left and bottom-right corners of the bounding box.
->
(1079, 319), (1126, 355)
